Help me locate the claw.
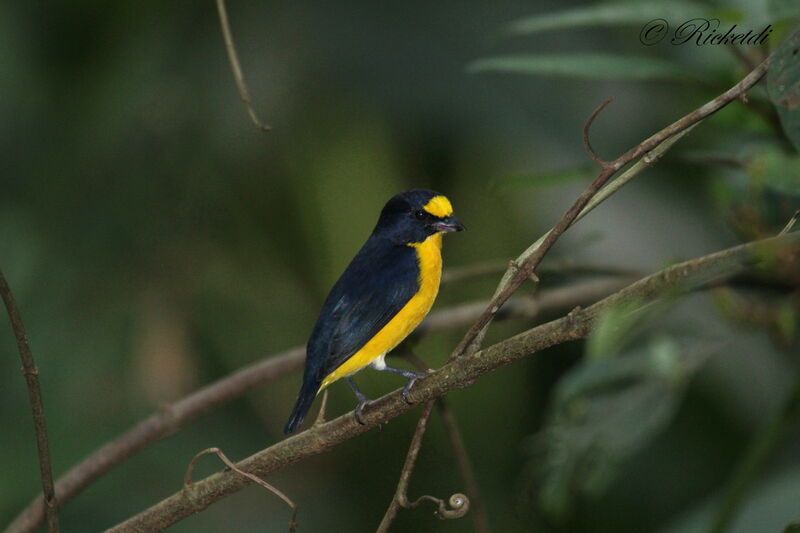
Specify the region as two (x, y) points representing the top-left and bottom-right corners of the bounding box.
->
(401, 370), (428, 404)
(401, 377), (418, 404)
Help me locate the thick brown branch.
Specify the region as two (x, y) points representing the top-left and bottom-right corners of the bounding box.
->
(104, 232), (800, 532)
(0, 271), (59, 533)
(7, 277), (626, 533)
(451, 55), (771, 361)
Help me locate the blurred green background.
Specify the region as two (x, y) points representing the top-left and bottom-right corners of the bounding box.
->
(1, 0), (799, 531)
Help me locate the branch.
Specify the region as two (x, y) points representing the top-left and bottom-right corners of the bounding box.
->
(312, 389), (329, 426)
(5, 346), (303, 533)
(184, 447), (297, 532)
(433, 401), (486, 531)
(104, 232), (800, 532)
(451, 55), (771, 360)
(404, 352), (489, 532)
(780, 209), (800, 236)
(216, 0), (271, 132)
(0, 271), (59, 533)
(377, 402), (434, 532)
(7, 276), (627, 533)
(582, 96), (614, 168)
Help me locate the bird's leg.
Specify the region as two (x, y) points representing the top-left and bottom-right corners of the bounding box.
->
(346, 377), (370, 425)
(381, 365), (429, 404)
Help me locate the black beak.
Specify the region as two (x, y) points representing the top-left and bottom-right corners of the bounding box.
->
(432, 215), (465, 233)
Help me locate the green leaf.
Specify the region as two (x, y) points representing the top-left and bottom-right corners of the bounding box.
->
(768, 27), (800, 152)
(745, 145), (800, 196)
(660, 466), (800, 533)
(527, 337), (709, 521)
(585, 299), (646, 360)
(468, 54), (701, 83)
(506, 1), (712, 35)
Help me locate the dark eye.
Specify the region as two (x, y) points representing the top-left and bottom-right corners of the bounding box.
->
(413, 210), (426, 220)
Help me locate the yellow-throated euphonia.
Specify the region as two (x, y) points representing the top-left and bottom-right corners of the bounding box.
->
(284, 189), (464, 434)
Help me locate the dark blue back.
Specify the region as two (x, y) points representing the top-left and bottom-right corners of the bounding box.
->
(307, 234), (419, 381)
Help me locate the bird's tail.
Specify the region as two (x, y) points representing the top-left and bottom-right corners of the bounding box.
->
(284, 379), (320, 434)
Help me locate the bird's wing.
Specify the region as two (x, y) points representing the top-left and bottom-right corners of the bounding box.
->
(312, 240), (419, 379)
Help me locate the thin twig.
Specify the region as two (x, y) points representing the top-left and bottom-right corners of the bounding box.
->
(216, 0), (271, 132)
(376, 402), (469, 532)
(376, 402), (436, 533)
(582, 96), (614, 168)
(7, 278), (628, 533)
(779, 209), (799, 236)
(0, 271), (59, 533)
(404, 493), (469, 519)
(433, 397), (487, 531)
(103, 232), (800, 532)
(313, 389), (329, 426)
(451, 56), (771, 361)
(184, 447), (297, 532)
(405, 353), (488, 532)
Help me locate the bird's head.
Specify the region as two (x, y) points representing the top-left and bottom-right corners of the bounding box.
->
(375, 189), (465, 244)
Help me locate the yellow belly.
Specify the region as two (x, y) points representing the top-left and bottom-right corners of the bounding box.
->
(320, 233), (443, 390)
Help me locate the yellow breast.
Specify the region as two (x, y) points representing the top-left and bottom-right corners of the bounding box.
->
(320, 233), (443, 389)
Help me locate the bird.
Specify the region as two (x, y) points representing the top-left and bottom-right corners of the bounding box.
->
(284, 189), (465, 434)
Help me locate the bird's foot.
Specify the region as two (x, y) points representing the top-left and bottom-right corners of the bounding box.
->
(354, 398), (369, 425)
(346, 376), (372, 425)
(401, 371), (429, 404)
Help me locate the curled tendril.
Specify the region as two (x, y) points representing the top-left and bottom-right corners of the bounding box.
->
(405, 492), (470, 520)
(184, 447), (297, 532)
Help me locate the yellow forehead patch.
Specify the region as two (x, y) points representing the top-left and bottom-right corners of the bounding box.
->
(422, 195), (453, 218)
